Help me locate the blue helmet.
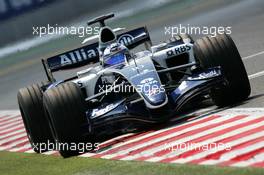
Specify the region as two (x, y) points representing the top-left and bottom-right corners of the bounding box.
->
(102, 43), (130, 67)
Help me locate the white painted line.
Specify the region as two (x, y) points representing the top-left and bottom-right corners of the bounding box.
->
(97, 114), (216, 155)
(243, 50), (264, 60)
(199, 159), (222, 165)
(220, 141), (264, 161)
(101, 115), (232, 159)
(106, 111), (262, 159)
(79, 153), (97, 157)
(0, 117), (22, 126)
(0, 124), (24, 134)
(0, 111), (20, 118)
(121, 114), (262, 161)
(24, 149), (35, 153)
(0, 133), (27, 145)
(42, 151), (57, 155)
(146, 119), (264, 162)
(0, 113), (20, 122)
(0, 120), (23, 130)
(231, 153), (264, 167)
(248, 70), (264, 80)
(222, 108), (264, 113)
(106, 114), (250, 159)
(181, 131), (264, 164)
(228, 50), (264, 80)
(99, 133), (134, 146)
(106, 110), (206, 152)
(0, 129), (26, 139)
(242, 50), (264, 79)
(0, 138), (29, 150)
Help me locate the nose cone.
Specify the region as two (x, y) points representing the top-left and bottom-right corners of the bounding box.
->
(143, 86), (167, 106)
(130, 71), (167, 108)
(148, 92), (167, 106)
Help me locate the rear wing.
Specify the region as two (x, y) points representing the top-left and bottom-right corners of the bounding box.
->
(42, 27), (152, 82)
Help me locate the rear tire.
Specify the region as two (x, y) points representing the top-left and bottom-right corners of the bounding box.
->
(43, 82), (93, 157)
(17, 83), (54, 153)
(193, 34), (251, 106)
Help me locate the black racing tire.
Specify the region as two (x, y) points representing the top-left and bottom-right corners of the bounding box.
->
(17, 83), (54, 153)
(43, 82), (93, 158)
(193, 34), (251, 106)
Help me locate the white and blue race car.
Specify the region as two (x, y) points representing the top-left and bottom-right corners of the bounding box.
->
(17, 13), (250, 157)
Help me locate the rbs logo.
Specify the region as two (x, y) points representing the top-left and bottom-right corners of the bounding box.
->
(166, 45), (191, 57)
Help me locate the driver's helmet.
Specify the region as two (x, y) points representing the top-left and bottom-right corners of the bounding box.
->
(101, 43), (131, 67)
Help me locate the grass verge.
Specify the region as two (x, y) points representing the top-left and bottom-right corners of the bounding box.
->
(0, 151), (263, 175)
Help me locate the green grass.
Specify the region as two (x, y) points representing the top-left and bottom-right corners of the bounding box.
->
(0, 151), (263, 175)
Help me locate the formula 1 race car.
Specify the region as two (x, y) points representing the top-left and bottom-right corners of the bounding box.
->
(17, 13), (250, 157)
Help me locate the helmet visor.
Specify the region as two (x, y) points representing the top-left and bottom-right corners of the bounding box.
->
(104, 53), (126, 66)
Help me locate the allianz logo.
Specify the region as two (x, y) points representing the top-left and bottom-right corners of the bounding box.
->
(60, 34), (135, 66)
(60, 48), (98, 66)
(118, 34), (134, 46)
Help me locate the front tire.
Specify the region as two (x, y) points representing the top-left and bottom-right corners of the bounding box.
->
(43, 82), (93, 157)
(193, 34), (251, 106)
(17, 83), (54, 153)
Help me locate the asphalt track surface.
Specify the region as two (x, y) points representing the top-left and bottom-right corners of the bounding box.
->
(0, 0), (264, 168)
